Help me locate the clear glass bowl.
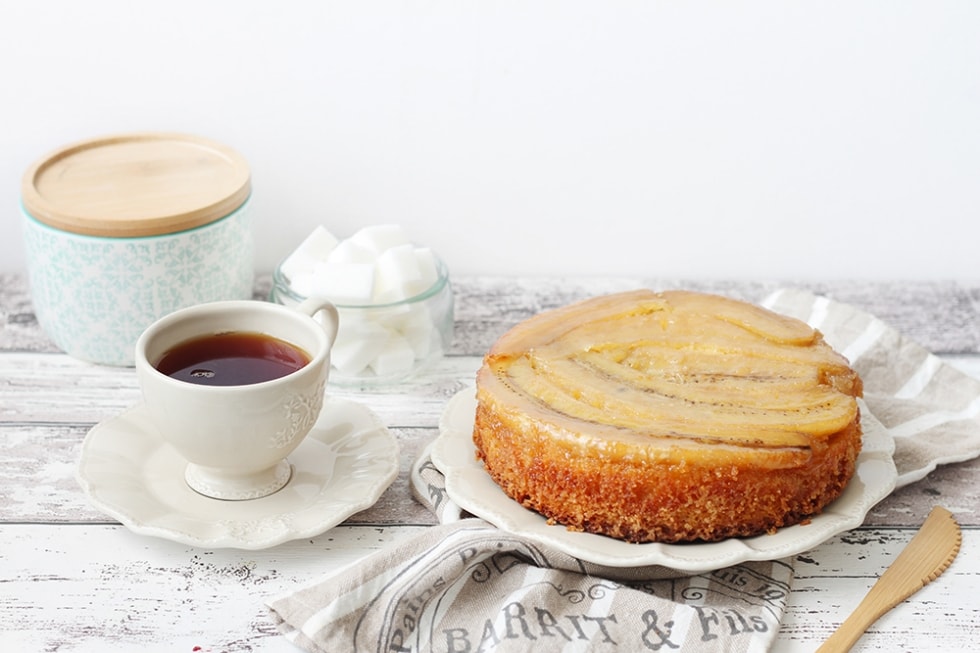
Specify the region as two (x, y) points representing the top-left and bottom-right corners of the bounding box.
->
(269, 254), (454, 386)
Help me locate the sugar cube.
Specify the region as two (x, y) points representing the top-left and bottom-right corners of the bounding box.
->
(331, 320), (390, 376)
(400, 307), (438, 359)
(310, 261), (375, 305)
(412, 247), (440, 294)
(286, 271), (316, 298)
(326, 238), (375, 265)
(374, 244), (422, 303)
(298, 225), (340, 258)
(348, 224), (411, 256)
(369, 334), (416, 377)
(279, 226), (339, 290)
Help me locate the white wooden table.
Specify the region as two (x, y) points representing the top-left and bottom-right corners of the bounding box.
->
(2, 274), (977, 652)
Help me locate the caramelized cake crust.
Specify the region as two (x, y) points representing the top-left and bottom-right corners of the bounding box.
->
(472, 290), (863, 543)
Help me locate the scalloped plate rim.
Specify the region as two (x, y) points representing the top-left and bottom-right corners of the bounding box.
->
(432, 389), (898, 572)
(77, 396), (399, 550)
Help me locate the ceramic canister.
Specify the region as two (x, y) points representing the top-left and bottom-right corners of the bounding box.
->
(21, 132), (255, 366)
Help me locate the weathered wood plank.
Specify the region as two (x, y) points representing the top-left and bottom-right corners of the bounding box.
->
(0, 421), (439, 527)
(1, 351), (978, 533)
(3, 353), (976, 530)
(452, 277), (980, 355)
(0, 523), (974, 652)
(0, 523), (429, 653)
(0, 352), (480, 426)
(774, 525), (980, 652)
(3, 412), (975, 530)
(4, 274), (980, 355)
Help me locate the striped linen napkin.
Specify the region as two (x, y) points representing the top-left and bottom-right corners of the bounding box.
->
(267, 288), (980, 653)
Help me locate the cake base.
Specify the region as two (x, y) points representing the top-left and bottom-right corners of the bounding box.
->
(474, 402), (861, 543)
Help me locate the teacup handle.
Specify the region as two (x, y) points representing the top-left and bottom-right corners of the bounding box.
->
(296, 297), (340, 348)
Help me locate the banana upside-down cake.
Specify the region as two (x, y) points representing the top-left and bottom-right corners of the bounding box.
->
(472, 290), (863, 543)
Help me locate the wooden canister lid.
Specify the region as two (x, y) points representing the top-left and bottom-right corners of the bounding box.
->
(21, 132), (251, 237)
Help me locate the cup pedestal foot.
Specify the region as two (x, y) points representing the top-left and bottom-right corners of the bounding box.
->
(184, 459), (292, 500)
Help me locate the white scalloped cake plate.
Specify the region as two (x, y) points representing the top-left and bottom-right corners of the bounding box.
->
(431, 389), (898, 572)
(77, 396), (399, 550)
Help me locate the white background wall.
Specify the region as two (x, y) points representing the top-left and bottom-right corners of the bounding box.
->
(3, 1), (979, 281)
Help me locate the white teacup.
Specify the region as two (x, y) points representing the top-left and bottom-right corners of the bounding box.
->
(135, 298), (339, 500)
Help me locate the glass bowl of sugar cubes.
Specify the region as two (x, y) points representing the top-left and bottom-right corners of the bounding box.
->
(270, 224), (454, 385)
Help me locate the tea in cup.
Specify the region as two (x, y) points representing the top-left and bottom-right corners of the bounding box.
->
(135, 298), (339, 500)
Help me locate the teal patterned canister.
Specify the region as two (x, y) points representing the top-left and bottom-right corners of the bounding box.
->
(21, 133), (255, 366)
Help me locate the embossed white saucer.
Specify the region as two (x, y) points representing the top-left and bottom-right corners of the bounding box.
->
(432, 389), (898, 572)
(77, 396), (399, 549)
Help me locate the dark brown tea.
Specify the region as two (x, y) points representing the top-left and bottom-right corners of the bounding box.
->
(155, 331), (311, 386)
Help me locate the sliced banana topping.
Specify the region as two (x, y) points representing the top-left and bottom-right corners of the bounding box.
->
(483, 289), (862, 450)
